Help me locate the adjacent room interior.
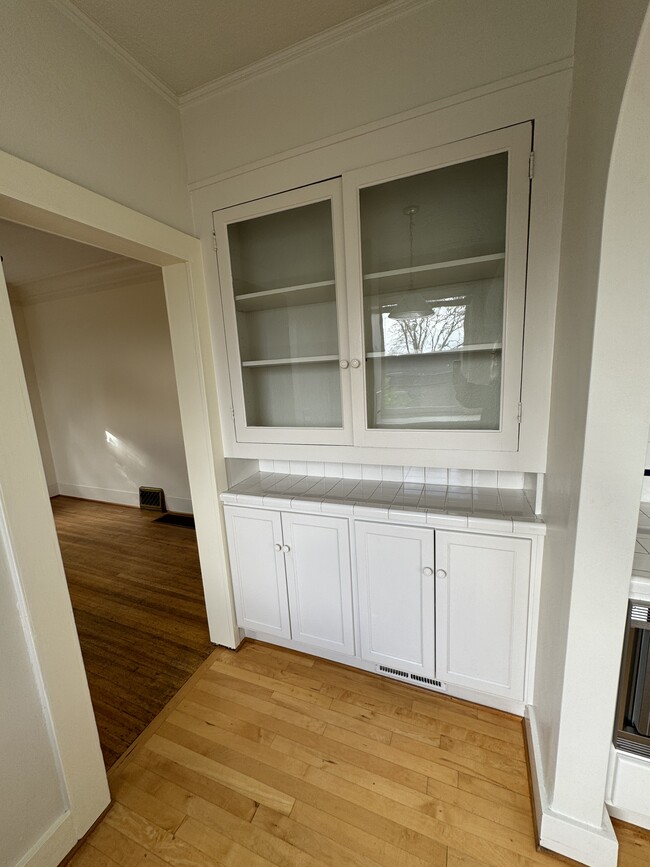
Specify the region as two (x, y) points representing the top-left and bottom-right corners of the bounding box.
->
(1, 218), (214, 768)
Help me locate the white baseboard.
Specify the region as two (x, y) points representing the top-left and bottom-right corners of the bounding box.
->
(15, 811), (76, 867)
(525, 706), (619, 867)
(55, 483), (192, 514)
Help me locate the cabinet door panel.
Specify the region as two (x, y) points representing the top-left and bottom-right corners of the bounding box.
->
(214, 179), (353, 446)
(436, 531), (530, 699)
(224, 507), (290, 638)
(355, 521), (435, 675)
(281, 513), (354, 655)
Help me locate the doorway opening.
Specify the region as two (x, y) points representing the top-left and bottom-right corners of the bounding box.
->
(1, 217), (215, 768)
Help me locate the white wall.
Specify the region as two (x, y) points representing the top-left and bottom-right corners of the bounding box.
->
(19, 277), (193, 513)
(181, 0), (576, 185)
(532, 0), (650, 851)
(0, 519), (67, 867)
(1, 0), (192, 233)
(10, 302), (57, 493)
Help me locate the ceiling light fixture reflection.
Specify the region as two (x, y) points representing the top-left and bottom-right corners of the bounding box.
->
(389, 205), (432, 321)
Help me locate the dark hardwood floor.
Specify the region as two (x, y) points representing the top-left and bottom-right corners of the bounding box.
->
(52, 496), (215, 769)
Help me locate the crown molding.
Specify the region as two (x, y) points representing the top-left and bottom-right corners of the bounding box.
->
(179, 0), (434, 108)
(50, 0), (178, 107)
(8, 257), (160, 306)
(187, 57), (574, 191)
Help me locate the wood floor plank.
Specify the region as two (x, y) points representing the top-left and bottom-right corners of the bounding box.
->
(252, 804), (376, 867)
(71, 640), (650, 867)
(52, 496), (214, 768)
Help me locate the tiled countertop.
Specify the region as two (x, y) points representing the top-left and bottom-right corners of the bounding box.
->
(631, 504), (650, 599)
(221, 472), (546, 536)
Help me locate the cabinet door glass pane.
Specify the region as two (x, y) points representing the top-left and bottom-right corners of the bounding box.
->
(228, 200), (342, 428)
(360, 153), (507, 431)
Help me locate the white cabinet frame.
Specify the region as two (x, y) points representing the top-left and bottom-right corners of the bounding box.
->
(343, 123), (532, 453)
(213, 179), (353, 446)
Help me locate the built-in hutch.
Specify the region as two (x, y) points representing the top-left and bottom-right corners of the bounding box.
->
(207, 115), (550, 714)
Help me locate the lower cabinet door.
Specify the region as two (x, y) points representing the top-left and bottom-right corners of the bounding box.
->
(435, 531), (531, 699)
(355, 521), (436, 676)
(281, 512), (354, 655)
(223, 506), (291, 639)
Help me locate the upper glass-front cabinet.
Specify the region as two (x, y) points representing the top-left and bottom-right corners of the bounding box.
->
(214, 180), (353, 445)
(214, 123), (531, 451)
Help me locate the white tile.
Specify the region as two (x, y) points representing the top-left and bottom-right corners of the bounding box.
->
(361, 464), (382, 481)
(425, 467), (448, 485)
(472, 469), (498, 488)
(290, 461), (308, 476)
(468, 516), (513, 533)
(404, 466), (425, 483)
(388, 506), (428, 524)
(306, 462), (325, 477)
(497, 471), (525, 489)
(637, 538), (650, 554)
(381, 465), (404, 482)
(258, 460), (274, 473)
(236, 494), (265, 506)
(513, 519), (546, 536)
(426, 512), (468, 529)
(220, 492), (238, 505)
(342, 463), (362, 479)
(448, 469), (472, 487)
(633, 552), (650, 572)
(323, 500), (354, 516)
(354, 504), (389, 520)
(323, 462), (343, 478)
(263, 494), (292, 509)
(273, 461), (291, 474)
(291, 498), (322, 513)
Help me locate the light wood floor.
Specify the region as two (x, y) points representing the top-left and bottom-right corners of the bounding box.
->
(52, 496), (215, 768)
(68, 640), (650, 866)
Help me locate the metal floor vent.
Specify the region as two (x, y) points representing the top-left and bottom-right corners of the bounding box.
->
(377, 665), (446, 692)
(139, 486), (166, 511)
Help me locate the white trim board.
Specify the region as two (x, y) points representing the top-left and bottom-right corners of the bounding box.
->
(15, 812), (76, 867)
(56, 483), (192, 515)
(606, 746), (650, 832)
(525, 707), (619, 867)
(179, 0), (434, 106)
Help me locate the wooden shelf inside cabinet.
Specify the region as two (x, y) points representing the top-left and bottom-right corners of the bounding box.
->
(235, 280), (336, 311)
(241, 355), (339, 367)
(366, 343), (502, 360)
(363, 253), (505, 295)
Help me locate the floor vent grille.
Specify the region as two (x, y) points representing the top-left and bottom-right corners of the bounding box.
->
(139, 486), (166, 511)
(377, 665), (447, 692)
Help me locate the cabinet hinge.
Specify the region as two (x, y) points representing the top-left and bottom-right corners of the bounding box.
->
(528, 151), (535, 180)
(212, 230), (218, 252)
(517, 402), (523, 423)
(231, 406), (235, 421)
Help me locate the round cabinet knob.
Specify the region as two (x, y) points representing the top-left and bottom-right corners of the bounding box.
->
(281, 544), (291, 553)
(350, 358), (361, 368)
(339, 360), (349, 369)
(435, 569), (447, 580)
(274, 543), (282, 552)
(422, 567), (434, 576)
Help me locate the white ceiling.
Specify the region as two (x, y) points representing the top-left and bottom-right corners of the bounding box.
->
(65, 0), (396, 95)
(0, 220), (118, 286)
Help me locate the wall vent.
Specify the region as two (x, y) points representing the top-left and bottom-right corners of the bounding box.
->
(377, 665), (447, 692)
(139, 486), (166, 511)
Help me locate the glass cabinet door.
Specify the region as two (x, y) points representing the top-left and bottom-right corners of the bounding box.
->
(345, 123), (531, 452)
(213, 180), (352, 445)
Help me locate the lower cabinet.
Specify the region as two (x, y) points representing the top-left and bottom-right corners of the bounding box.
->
(224, 506), (355, 656)
(224, 504), (534, 707)
(355, 521), (436, 677)
(435, 530), (531, 700)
